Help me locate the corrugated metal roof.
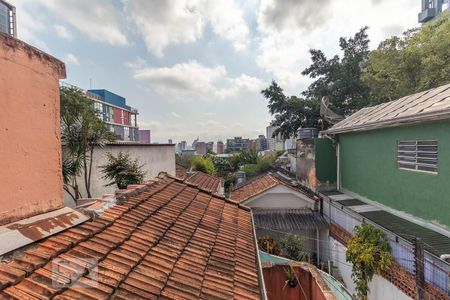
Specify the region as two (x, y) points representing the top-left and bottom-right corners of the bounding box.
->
(359, 210), (450, 257)
(325, 83), (450, 134)
(252, 208), (328, 231)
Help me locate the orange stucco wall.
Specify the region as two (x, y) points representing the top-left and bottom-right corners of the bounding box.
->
(0, 33), (66, 225)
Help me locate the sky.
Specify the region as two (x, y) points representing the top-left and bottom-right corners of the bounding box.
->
(13, 0), (420, 144)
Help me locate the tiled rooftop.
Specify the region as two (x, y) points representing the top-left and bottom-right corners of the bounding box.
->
(184, 171), (224, 196)
(0, 173), (261, 300)
(230, 173), (315, 203)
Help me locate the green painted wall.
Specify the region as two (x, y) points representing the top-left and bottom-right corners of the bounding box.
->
(339, 120), (450, 228)
(315, 138), (337, 183)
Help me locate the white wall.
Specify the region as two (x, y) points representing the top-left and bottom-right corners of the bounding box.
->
(243, 185), (316, 208)
(330, 237), (412, 300)
(64, 144), (175, 206)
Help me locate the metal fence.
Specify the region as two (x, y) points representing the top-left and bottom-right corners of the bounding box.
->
(326, 199), (450, 294)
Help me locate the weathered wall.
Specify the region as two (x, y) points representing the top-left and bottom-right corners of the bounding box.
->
(339, 120), (450, 227)
(263, 264), (335, 300)
(315, 138), (337, 184)
(0, 34), (66, 225)
(64, 144), (175, 206)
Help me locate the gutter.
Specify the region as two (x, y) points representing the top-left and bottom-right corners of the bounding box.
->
(251, 210), (268, 300)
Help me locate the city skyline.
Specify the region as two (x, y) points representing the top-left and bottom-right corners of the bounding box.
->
(13, 0), (419, 142)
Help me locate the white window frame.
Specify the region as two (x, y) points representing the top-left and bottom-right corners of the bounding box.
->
(397, 140), (438, 174)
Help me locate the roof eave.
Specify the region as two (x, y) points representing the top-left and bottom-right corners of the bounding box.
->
(323, 109), (450, 135)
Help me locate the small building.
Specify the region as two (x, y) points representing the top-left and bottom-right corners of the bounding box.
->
(418, 0), (449, 23)
(0, 0), (15, 37)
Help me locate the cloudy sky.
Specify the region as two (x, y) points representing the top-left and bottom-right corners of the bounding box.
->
(14, 0), (420, 144)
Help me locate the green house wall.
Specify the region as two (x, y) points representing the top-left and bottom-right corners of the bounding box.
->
(339, 120), (450, 228)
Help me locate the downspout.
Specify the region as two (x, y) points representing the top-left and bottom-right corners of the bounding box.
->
(251, 210), (268, 300)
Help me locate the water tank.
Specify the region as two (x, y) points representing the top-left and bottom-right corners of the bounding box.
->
(298, 128), (319, 140)
(235, 171), (246, 185)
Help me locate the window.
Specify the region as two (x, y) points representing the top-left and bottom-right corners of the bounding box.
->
(124, 127), (130, 141)
(397, 140), (438, 173)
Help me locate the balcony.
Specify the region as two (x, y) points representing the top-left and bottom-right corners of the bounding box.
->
(418, 7), (436, 23)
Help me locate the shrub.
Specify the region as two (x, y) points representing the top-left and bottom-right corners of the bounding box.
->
(100, 152), (146, 189)
(280, 233), (308, 261)
(191, 155), (215, 175)
(258, 235), (282, 256)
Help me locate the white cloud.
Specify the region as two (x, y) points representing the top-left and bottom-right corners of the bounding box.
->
(64, 53), (79, 65)
(255, 0), (420, 94)
(124, 0), (249, 57)
(171, 112), (181, 118)
(40, 0), (128, 46)
(129, 60), (265, 103)
(54, 25), (73, 41)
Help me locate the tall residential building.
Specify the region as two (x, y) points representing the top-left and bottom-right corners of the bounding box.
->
(177, 141), (187, 153)
(195, 142), (207, 155)
(255, 135), (268, 151)
(138, 130), (151, 144)
(266, 125), (284, 151)
(0, 0), (15, 37)
(418, 0), (449, 23)
(206, 141), (214, 153)
(217, 140), (224, 154)
(226, 137), (250, 153)
(87, 88), (139, 142)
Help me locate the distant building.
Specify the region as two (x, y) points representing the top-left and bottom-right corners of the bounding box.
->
(0, 0), (15, 37)
(266, 125), (284, 151)
(217, 140), (224, 154)
(255, 135), (268, 151)
(249, 139), (257, 151)
(195, 141), (207, 155)
(418, 0), (449, 23)
(177, 141), (187, 152)
(61, 87), (141, 142)
(206, 141), (214, 153)
(226, 137), (250, 153)
(168, 139), (173, 144)
(138, 129), (151, 144)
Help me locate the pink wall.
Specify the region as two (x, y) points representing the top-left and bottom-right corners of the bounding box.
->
(0, 34), (66, 225)
(123, 111), (130, 125)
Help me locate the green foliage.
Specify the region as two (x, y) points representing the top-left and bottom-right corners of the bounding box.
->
(261, 81), (321, 138)
(280, 233), (308, 262)
(302, 27), (370, 116)
(213, 156), (234, 178)
(363, 13), (450, 104)
(258, 235), (282, 256)
(191, 155), (215, 175)
(240, 155), (275, 178)
(175, 153), (192, 169)
(60, 86), (116, 200)
(346, 224), (393, 298)
(100, 152), (146, 189)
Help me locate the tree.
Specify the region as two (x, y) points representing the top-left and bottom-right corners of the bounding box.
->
(191, 155), (215, 175)
(363, 13), (450, 104)
(346, 224), (393, 299)
(261, 81), (320, 138)
(302, 27), (370, 116)
(61, 86), (116, 200)
(100, 152), (146, 189)
(258, 235), (282, 256)
(280, 233), (308, 262)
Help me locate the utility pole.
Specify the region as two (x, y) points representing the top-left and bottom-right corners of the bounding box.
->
(413, 237), (425, 300)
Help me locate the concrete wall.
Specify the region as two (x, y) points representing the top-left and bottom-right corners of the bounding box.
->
(339, 120), (450, 227)
(330, 237), (411, 300)
(64, 144), (175, 206)
(243, 185), (316, 209)
(0, 34), (66, 225)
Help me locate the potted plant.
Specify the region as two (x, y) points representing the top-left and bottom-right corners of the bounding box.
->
(284, 266), (298, 288)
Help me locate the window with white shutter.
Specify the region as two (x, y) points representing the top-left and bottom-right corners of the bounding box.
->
(397, 140), (438, 173)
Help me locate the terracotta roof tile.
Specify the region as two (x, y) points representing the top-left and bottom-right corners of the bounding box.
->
(230, 172), (318, 204)
(184, 171), (224, 195)
(175, 164), (188, 180)
(0, 173), (261, 299)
